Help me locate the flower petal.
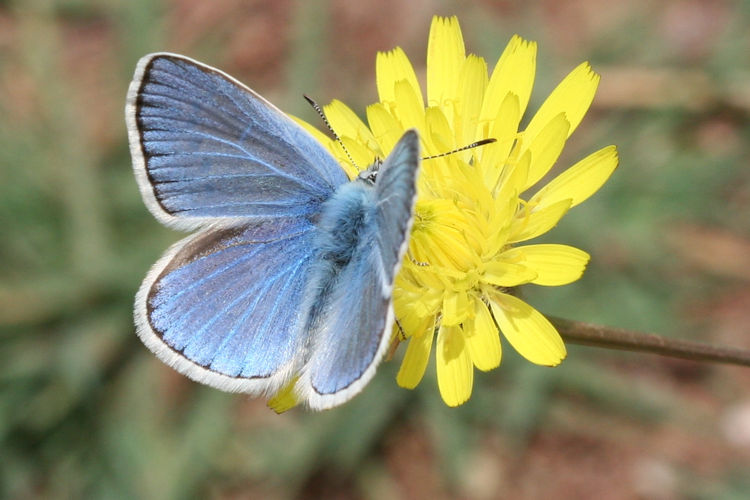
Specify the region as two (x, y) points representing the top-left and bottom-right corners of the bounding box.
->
(489, 292), (566, 366)
(427, 16), (465, 111)
(395, 304), (429, 337)
(491, 148), (529, 215)
(455, 54), (488, 156)
(425, 106), (455, 157)
(501, 244), (590, 286)
(339, 136), (378, 172)
(394, 79), (426, 133)
(412, 200), (477, 269)
(267, 377), (299, 413)
(465, 298), (502, 371)
(442, 290), (471, 326)
(522, 112), (570, 191)
(436, 324), (473, 407)
(397, 316), (436, 389)
(376, 47), (424, 108)
(480, 92), (520, 188)
(483, 200), (516, 259)
(324, 100), (369, 140)
(523, 62), (599, 146)
(508, 198), (572, 243)
(366, 102), (404, 155)
(530, 145), (619, 210)
(482, 261), (537, 287)
(324, 99), (381, 155)
(480, 35), (536, 129)
(395, 268), (444, 319)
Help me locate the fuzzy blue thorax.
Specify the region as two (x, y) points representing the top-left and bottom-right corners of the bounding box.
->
(311, 179), (375, 284)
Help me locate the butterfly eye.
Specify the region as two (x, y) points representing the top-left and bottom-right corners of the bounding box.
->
(357, 171), (376, 184)
(357, 161), (381, 184)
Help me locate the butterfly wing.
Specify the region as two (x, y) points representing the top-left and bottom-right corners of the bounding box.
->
(126, 53), (348, 231)
(135, 219), (315, 395)
(298, 130), (421, 410)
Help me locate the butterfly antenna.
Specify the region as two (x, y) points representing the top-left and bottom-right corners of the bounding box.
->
(422, 138), (496, 161)
(303, 94), (360, 170)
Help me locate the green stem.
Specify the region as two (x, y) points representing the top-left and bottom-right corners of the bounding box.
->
(550, 316), (750, 367)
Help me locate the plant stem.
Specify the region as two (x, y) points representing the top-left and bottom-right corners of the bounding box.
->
(550, 316), (750, 367)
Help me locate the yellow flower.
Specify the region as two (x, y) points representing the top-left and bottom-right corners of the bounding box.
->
(295, 16), (618, 407)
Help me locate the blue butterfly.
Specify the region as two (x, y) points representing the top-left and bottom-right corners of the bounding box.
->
(125, 53), (420, 410)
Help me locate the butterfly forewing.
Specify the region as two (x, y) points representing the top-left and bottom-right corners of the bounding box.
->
(126, 53), (348, 231)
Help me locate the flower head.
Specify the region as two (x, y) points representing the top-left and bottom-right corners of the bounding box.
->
(294, 16), (618, 407)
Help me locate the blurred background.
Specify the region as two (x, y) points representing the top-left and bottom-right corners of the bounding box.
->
(2, 0), (750, 498)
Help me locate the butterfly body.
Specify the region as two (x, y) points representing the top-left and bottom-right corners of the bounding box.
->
(314, 180), (374, 269)
(127, 53), (420, 409)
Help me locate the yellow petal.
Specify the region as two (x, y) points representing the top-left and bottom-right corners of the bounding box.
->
(323, 100), (366, 139)
(427, 16), (465, 111)
(455, 54), (488, 157)
(530, 145), (619, 210)
(479, 35), (536, 129)
(436, 324), (473, 407)
(483, 198), (515, 259)
(480, 92), (520, 188)
(482, 260), (537, 287)
(522, 112), (570, 191)
(489, 292), (566, 366)
(395, 270), (443, 319)
(442, 290), (471, 326)
(376, 47), (423, 108)
(413, 200), (477, 269)
(523, 62), (599, 146)
(508, 198), (572, 243)
(267, 377), (299, 413)
(397, 316), (436, 389)
(366, 102), (403, 155)
(501, 244), (590, 286)
(491, 147), (529, 210)
(324, 100), (381, 153)
(395, 307), (429, 339)
(339, 136), (378, 172)
(394, 79), (426, 133)
(464, 298), (501, 371)
(425, 106), (455, 157)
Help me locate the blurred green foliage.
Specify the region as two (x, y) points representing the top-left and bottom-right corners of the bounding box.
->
(2, 1), (750, 498)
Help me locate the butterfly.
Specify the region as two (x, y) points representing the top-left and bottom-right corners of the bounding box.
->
(125, 53), (420, 410)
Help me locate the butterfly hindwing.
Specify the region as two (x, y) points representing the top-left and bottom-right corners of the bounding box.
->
(126, 53), (349, 231)
(135, 219), (315, 395)
(299, 130), (421, 409)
